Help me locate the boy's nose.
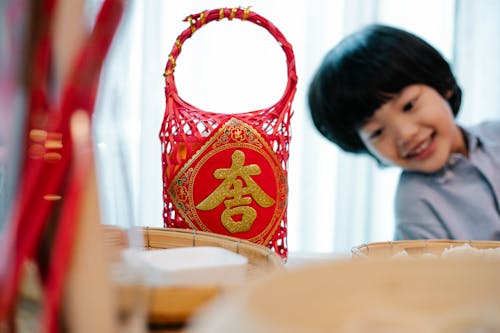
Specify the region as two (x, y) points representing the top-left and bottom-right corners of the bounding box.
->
(394, 122), (419, 149)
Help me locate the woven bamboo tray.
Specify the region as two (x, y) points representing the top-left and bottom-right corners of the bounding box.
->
(103, 226), (284, 325)
(188, 258), (500, 333)
(351, 239), (500, 258)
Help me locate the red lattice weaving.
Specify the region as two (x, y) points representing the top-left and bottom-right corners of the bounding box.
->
(159, 7), (297, 259)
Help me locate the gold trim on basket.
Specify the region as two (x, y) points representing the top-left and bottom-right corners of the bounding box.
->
(242, 6), (251, 20)
(187, 15), (196, 33)
(229, 7), (237, 20)
(169, 55), (176, 65)
(200, 11), (207, 26)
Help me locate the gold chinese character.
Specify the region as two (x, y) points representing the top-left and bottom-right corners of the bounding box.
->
(196, 150), (275, 233)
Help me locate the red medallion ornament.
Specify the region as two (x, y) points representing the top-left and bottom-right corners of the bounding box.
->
(168, 118), (287, 245)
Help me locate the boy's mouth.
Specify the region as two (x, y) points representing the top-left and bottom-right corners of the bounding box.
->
(402, 132), (436, 159)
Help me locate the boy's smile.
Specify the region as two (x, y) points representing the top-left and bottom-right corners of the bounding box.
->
(358, 84), (467, 173)
(399, 129), (436, 160)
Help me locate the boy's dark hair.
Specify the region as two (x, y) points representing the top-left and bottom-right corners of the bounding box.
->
(308, 24), (462, 154)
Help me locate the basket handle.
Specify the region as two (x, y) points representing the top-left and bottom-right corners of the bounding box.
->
(163, 7), (297, 99)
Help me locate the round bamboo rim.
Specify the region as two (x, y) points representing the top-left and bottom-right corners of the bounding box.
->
(102, 225), (285, 324)
(141, 226), (284, 276)
(351, 239), (500, 258)
(100, 225), (284, 272)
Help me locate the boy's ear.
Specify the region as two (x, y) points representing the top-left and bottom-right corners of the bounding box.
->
(444, 89), (453, 99)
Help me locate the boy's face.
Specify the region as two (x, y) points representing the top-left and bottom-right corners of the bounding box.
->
(357, 84), (466, 173)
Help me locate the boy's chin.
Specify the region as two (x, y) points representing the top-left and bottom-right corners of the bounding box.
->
(375, 154), (448, 173)
(400, 158), (448, 173)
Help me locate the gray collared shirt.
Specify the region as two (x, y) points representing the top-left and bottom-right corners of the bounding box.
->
(394, 120), (500, 240)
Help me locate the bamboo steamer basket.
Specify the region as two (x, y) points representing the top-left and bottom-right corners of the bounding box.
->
(102, 226), (284, 325)
(188, 257), (500, 333)
(351, 239), (500, 258)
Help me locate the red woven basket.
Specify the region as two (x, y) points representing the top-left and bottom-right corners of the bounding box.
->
(159, 7), (297, 259)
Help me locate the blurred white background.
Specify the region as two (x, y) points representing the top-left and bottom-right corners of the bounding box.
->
(91, 0), (500, 254)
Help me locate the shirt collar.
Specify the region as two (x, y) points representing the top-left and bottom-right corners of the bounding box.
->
(464, 126), (483, 152)
(433, 126), (479, 184)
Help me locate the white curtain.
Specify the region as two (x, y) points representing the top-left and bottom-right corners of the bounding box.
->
(454, 0), (500, 126)
(93, 0), (500, 254)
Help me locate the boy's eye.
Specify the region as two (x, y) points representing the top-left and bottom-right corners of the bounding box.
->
(369, 128), (383, 139)
(403, 100), (414, 112)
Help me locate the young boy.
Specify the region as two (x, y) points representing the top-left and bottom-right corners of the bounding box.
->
(308, 24), (500, 241)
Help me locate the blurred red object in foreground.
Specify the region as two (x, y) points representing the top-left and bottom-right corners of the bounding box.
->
(0, 0), (124, 331)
